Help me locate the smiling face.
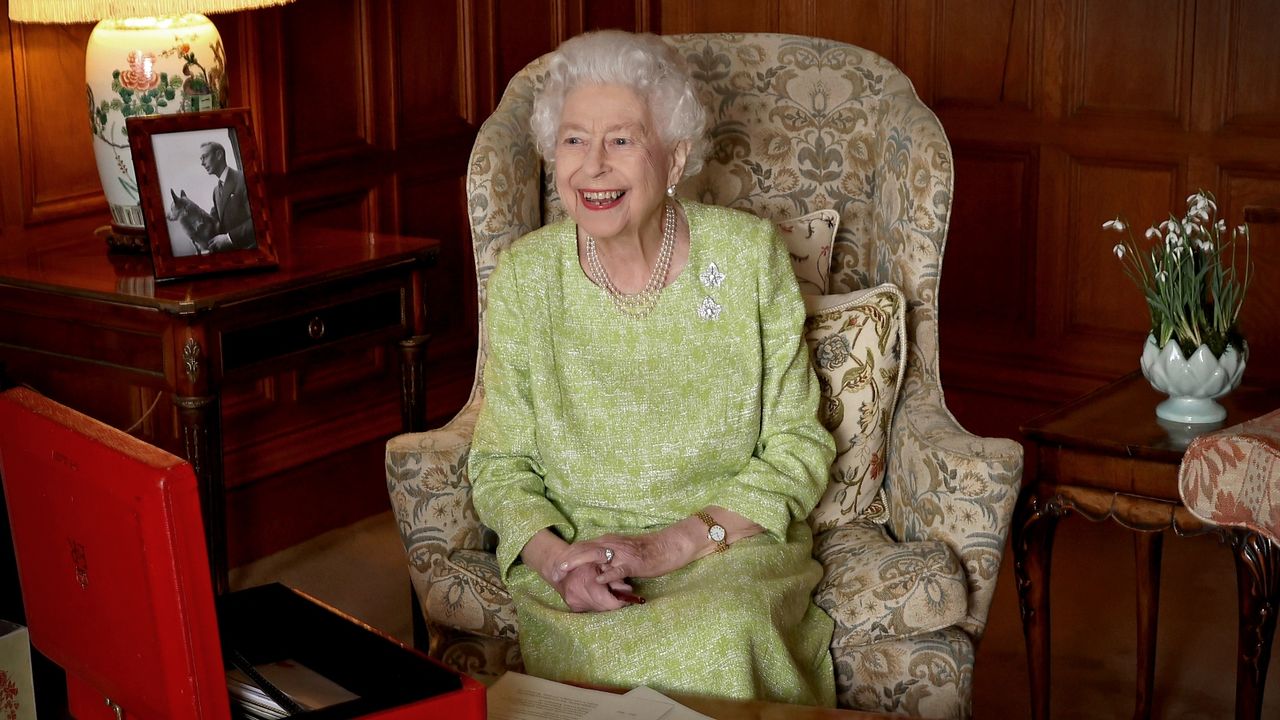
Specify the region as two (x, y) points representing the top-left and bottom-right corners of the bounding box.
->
(554, 83), (688, 244)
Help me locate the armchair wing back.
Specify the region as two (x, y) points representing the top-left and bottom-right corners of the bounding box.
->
(386, 33), (1023, 718)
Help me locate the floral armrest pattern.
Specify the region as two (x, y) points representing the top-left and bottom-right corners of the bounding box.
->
(882, 384), (1023, 638)
(385, 400), (493, 587)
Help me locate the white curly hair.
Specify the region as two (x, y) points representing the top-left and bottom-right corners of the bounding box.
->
(530, 30), (708, 179)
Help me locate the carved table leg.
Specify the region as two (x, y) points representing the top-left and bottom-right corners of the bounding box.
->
(1014, 486), (1066, 720)
(398, 334), (430, 433)
(1232, 530), (1280, 720)
(1134, 530), (1164, 720)
(174, 393), (226, 595)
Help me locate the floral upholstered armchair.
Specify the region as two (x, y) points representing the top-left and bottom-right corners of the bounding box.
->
(385, 33), (1023, 718)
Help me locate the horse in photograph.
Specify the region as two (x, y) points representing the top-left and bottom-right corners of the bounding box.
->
(167, 188), (219, 254)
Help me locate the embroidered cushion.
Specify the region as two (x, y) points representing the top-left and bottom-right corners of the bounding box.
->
(813, 520), (968, 648)
(776, 209), (838, 295)
(804, 284), (908, 531)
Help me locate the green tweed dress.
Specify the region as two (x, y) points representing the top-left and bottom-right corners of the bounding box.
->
(469, 201), (837, 706)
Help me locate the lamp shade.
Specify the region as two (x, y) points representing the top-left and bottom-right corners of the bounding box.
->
(8, 1), (291, 23)
(8, 0), (293, 243)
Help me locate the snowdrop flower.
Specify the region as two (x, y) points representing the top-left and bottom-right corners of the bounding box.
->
(1196, 239), (1213, 252)
(1145, 226), (1161, 240)
(1215, 219), (1226, 234)
(1113, 243), (1126, 259)
(1102, 217), (1126, 231)
(1161, 219), (1179, 234)
(1187, 192), (1216, 212)
(1235, 224), (1247, 237)
(1165, 232), (1182, 248)
(1155, 270), (1168, 283)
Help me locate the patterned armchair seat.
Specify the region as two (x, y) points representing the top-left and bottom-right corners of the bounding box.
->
(385, 33), (1023, 719)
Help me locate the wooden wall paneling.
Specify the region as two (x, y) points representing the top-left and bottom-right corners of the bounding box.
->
(466, 0), (499, 120)
(392, 0), (475, 145)
(277, 0), (380, 171)
(942, 143), (1038, 344)
(287, 188), (376, 232)
(0, 7), (21, 236)
(492, 0), (561, 98)
(241, 7), (287, 175)
(9, 22), (102, 224)
(567, 0), (657, 34)
(1220, 0), (1280, 134)
(1059, 158), (1182, 370)
(807, 0), (900, 62)
(1222, 169), (1280, 386)
(397, 172), (474, 356)
(659, 0), (779, 34)
(1068, 0), (1194, 125)
(933, 0), (1034, 111)
(897, 0), (936, 104)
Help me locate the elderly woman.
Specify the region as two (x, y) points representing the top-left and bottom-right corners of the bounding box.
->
(468, 30), (836, 706)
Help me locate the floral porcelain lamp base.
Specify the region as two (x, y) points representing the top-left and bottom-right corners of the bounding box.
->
(86, 14), (226, 237)
(1140, 334), (1247, 425)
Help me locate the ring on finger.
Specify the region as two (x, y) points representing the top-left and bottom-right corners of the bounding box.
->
(603, 547), (614, 564)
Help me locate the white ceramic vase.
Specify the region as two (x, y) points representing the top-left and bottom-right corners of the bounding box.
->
(1140, 334), (1247, 424)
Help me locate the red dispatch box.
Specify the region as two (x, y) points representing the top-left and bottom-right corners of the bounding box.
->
(0, 388), (485, 719)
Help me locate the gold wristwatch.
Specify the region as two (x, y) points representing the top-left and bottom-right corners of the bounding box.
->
(695, 511), (729, 553)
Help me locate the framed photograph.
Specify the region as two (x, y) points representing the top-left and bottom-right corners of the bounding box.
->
(127, 109), (276, 281)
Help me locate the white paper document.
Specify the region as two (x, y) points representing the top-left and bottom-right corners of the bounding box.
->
(486, 671), (699, 720)
(622, 686), (713, 720)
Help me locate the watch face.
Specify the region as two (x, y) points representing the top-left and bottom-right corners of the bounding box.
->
(708, 524), (727, 543)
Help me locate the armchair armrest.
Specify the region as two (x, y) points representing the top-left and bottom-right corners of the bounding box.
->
(385, 400), (493, 580)
(882, 380), (1023, 638)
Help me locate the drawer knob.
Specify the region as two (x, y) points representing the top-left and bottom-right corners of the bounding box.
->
(308, 316), (326, 339)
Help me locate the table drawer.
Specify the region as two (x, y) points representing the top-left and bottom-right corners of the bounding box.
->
(221, 289), (405, 372)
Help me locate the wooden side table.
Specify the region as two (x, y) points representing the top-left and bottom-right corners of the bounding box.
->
(1014, 372), (1280, 719)
(0, 227), (438, 594)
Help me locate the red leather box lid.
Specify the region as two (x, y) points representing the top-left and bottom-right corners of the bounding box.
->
(0, 387), (230, 719)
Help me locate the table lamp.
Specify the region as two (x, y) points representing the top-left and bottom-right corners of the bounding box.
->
(7, 0), (292, 248)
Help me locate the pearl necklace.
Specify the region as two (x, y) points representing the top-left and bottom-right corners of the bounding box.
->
(585, 202), (676, 318)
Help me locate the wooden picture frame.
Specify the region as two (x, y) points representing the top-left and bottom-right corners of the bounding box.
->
(127, 109), (276, 281)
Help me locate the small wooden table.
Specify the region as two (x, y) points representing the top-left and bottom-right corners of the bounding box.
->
(0, 227), (438, 594)
(1014, 372), (1280, 719)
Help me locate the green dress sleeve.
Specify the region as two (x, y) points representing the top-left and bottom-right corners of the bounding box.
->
(469, 251), (575, 580)
(713, 220), (835, 540)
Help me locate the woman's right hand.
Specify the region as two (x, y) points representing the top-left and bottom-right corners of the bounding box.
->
(556, 564), (635, 612)
(520, 528), (634, 612)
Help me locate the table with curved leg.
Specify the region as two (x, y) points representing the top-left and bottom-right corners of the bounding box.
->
(1014, 372), (1280, 720)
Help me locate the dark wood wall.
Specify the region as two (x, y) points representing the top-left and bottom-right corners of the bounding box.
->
(2, 0), (1278, 560)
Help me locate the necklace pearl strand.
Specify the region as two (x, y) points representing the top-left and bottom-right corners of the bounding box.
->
(585, 202), (676, 318)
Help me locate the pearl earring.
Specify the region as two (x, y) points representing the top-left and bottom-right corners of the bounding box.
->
(666, 185), (676, 198)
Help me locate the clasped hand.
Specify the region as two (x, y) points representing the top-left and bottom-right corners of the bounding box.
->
(523, 526), (695, 613)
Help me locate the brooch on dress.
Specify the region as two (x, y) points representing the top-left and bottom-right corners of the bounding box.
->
(698, 263), (725, 320)
(700, 262), (725, 289)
